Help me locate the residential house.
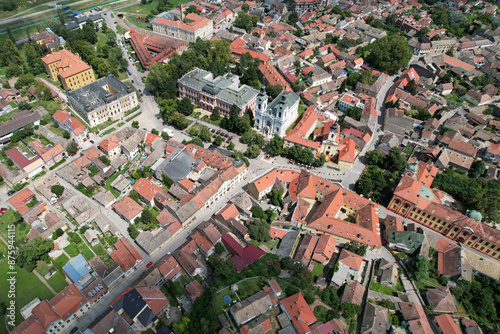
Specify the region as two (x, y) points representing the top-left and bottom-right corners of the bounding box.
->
(111, 288), (158, 328)
(186, 280), (205, 301)
(133, 178), (162, 207)
(173, 240), (204, 277)
(8, 188), (35, 214)
(312, 234), (336, 264)
(341, 281), (365, 306)
(110, 238), (143, 273)
(222, 234), (265, 272)
(28, 140), (65, 168)
(293, 233), (319, 266)
(360, 303), (389, 334)
(112, 196), (143, 223)
(135, 228), (172, 255)
(98, 135), (121, 159)
(435, 314), (461, 334)
(5, 148), (44, 178)
(122, 131), (142, 160)
(398, 302), (433, 334)
(53, 109), (88, 145)
(229, 290), (274, 326)
(331, 249), (364, 287)
(280, 292), (317, 334)
(426, 286), (457, 313)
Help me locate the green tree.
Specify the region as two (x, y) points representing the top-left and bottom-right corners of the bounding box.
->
(50, 185), (65, 198)
(248, 219), (271, 242)
(82, 20), (98, 44)
(251, 206), (264, 218)
(213, 136), (223, 146)
(408, 256), (429, 281)
(365, 150), (384, 167)
(469, 187), (500, 225)
(320, 286), (340, 308)
(227, 141), (235, 150)
(214, 243), (225, 255)
(210, 107), (220, 121)
(265, 84), (283, 99)
(339, 79), (347, 93)
(128, 224), (140, 239)
(62, 130), (71, 139)
(99, 155), (110, 166)
(240, 132), (252, 144)
(178, 97), (194, 116)
(16, 237), (53, 272)
(66, 141), (78, 155)
(359, 69), (374, 84)
(140, 209), (153, 224)
(268, 134), (284, 156)
(468, 160), (486, 179)
(313, 154), (326, 167)
(405, 79), (418, 95)
(199, 127), (211, 142)
(0, 39), (22, 67)
(366, 35), (412, 74)
(245, 144), (260, 159)
(129, 189), (140, 202)
(339, 303), (362, 319)
(385, 147), (407, 172)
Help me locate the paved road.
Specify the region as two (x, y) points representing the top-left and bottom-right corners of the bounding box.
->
(341, 75), (397, 190)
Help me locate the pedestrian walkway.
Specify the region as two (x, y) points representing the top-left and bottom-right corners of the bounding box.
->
(33, 270), (57, 295)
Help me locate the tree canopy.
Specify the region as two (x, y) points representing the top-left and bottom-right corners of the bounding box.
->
(16, 237), (54, 272)
(366, 35), (412, 74)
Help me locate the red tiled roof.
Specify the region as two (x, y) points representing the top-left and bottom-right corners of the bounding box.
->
(5, 148), (42, 169)
(8, 188), (35, 214)
(133, 178), (161, 203)
(185, 280), (205, 301)
(448, 139), (478, 157)
(136, 286), (169, 314)
(338, 138), (356, 163)
(280, 293), (317, 334)
(41, 49), (92, 79)
(338, 249), (363, 271)
(435, 314), (461, 334)
(53, 109), (86, 135)
(216, 203), (240, 220)
(10, 315), (44, 334)
(110, 238), (142, 271)
(112, 196), (143, 222)
(222, 234), (265, 271)
(31, 300), (61, 331)
(157, 255), (182, 280)
(49, 284), (87, 321)
(98, 134), (120, 152)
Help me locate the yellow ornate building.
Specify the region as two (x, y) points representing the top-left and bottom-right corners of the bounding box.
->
(388, 162), (500, 261)
(41, 50), (95, 91)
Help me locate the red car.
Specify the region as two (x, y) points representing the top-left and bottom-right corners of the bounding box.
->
(146, 261), (153, 268)
(148, 176), (152, 180)
(71, 152), (77, 157)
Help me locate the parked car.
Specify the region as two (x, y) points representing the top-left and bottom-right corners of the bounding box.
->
(283, 225), (290, 229)
(1, 208), (7, 212)
(71, 152), (77, 157)
(146, 261), (153, 268)
(90, 140), (95, 144)
(70, 328), (79, 334)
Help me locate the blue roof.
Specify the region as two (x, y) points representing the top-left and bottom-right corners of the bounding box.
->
(63, 254), (89, 283)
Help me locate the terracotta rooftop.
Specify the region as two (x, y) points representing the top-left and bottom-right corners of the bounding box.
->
(133, 178), (161, 203)
(53, 109), (86, 136)
(280, 293), (317, 334)
(110, 238), (142, 272)
(338, 249), (363, 271)
(41, 49), (92, 79)
(8, 188), (35, 214)
(112, 196), (143, 222)
(98, 134), (120, 152)
(49, 284), (87, 321)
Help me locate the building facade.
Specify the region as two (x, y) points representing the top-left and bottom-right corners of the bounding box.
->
(254, 88), (300, 138)
(178, 68), (259, 117)
(67, 73), (138, 127)
(53, 109), (88, 145)
(41, 49), (95, 91)
(152, 13), (213, 42)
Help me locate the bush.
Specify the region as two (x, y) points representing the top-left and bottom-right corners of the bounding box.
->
(128, 224), (140, 239)
(250, 206), (264, 218)
(50, 184), (65, 198)
(303, 292), (315, 304)
(285, 285), (299, 296)
(79, 226), (89, 234)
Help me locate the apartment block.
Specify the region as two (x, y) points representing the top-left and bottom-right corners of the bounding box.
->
(41, 49), (95, 91)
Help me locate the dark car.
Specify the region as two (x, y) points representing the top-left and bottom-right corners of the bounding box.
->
(70, 327), (79, 334)
(292, 227), (300, 231)
(1, 208), (7, 211)
(146, 261), (153, 268)
(90, 140), (95, 144)
(7, 190), (15, 196)
(283, 225), (290, 229)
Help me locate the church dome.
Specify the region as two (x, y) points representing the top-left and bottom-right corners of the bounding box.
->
(466, 210), (482, 222)
(405, 162), (419, 175)
(233, 158), (245, 168)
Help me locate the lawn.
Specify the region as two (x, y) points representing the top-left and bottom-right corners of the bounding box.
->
(180, 274), (193, 286)
(35, 261), (53, 276)
(0, 258), (54, 331)
(311, 261), (325, 277)
(64, 243), (79, 257)
(77, 242), (95, 260)
(49, 157), (66, 170)
(52, 254), (69, 271)
(0, 209), (30, 245)
(101, 127), (116, 136)
(103, 161), (131, 197)
(46, 271), (69, 293)
(92, 244), (114, 266)
(117, 122), (125, 127)
(236, 277), (264, 300)
(129, 15), (150, 30)
(116, 24), (128, 35)
(214, 287), (237, 315)
(32, 100), (63, 116)
(126, 112), (142, 122)
(119, 0), (161, 14)
(370, 278), (404, 297)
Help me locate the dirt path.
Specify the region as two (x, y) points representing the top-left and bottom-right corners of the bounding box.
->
(33, 269), (57, 295)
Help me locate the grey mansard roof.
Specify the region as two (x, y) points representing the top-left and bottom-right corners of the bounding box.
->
(266, 91), (300, 117)
(67, 73), (134, 114)
(179, 68), (258, 108)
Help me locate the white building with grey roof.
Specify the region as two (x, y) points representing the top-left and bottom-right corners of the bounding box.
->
(67, 73), (138, 127)
(178, 68), (259, 117)
(254, 88), (300, 138)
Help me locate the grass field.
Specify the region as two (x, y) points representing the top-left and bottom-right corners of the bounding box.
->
(0, 209), (30, 245)
(0, 0), (54, 20)
(119, 0), (161, 14)
(92, 244), (114, 266)
(129, 15), (150, 30)
(236, 277), (264, 300)
(47, 271), (69, 293)
(77, 241), (95, 260)
(311, 260), (325, 277)
(116, 24), (128, 35)
(370, 278), (404, 296)
(52, 253), (69, 271)
(64, 243), (79, 257)
(0, 258), (55, 332)
(214, 287), (237, 315)
(35, 261), (53, 276)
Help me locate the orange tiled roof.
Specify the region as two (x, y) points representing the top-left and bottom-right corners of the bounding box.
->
(158, 255), (182, 280)
(49, 284), (87, 321)
(10, 315), (44, 334)
(31, 300), (61, 331)
(338, 138), (356, 163)
(216, 203), (240, 220)
(153, 13), (212, 32)
(338, 249), (363, 271)
(98, 134), (120, 152)
(133, 178), (162, 203)
(280, 293), (317, 334)
(53, 109), (86, 135)
(136, 286), (169, 314)
(284, 106), (321, 150)
(110, 238), (142, 272)
(41, 49), (92, 79)
(312, 234), (336, 263)
(8, 188), (34, 214)
(435, 314), (461, 334)
(112, 196), (143, 222)
(190, 230), (214, 254)
(259, 61), (292, 92)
